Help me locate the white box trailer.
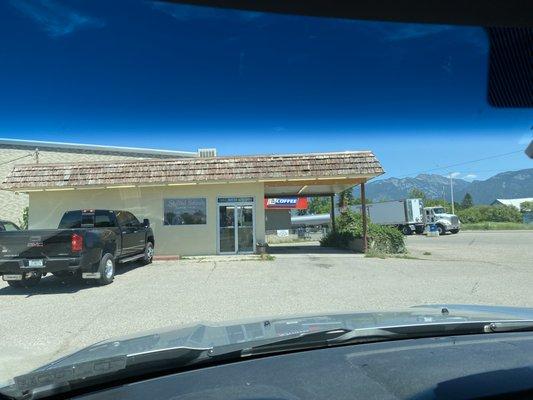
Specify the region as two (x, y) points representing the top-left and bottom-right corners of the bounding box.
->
(352, 199), (425, 235)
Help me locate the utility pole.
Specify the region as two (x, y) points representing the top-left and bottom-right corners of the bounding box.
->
(361, 182), (368, 253)
(34, 148), (39, 164)
(450, 174), (455, 214)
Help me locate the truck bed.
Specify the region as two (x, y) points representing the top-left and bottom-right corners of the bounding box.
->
(0, 229), (77, 259)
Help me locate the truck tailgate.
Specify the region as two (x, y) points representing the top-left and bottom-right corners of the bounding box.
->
(0, 229), (76, 259)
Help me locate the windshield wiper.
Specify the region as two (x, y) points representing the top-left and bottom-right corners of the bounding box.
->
(237, 320), (533, 356)
(483, 321), (533, 333)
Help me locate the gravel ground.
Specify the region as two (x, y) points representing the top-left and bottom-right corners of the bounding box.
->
(1, 230), (532, 383)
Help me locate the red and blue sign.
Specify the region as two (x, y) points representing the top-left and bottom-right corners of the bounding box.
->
(264, 198), (308, 209)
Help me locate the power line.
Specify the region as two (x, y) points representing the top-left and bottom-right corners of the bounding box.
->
(395, 150), (524, 179)
(0, 152), (35, 167)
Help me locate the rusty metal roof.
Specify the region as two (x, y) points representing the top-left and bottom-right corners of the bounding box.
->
(2, 151), (384, 190)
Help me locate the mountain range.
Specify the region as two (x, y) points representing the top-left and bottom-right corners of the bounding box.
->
(354, 168), (533, 205)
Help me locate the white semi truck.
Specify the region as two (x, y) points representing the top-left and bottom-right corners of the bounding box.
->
(352, 199), (460, 235)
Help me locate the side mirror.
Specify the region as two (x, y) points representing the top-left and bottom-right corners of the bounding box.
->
(143, 218), (150, 227)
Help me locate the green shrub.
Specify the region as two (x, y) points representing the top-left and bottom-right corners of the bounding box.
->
(19, 206), (29, 230)
(368, 224), (406, 253)
(456, 205), (522, 223)
(320, 210), (405, 254)
(319, 231), (352, 247)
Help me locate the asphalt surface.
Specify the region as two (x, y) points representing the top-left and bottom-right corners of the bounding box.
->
(1, 230), (532, 383)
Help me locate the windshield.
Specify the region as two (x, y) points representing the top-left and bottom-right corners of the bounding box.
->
(0, 0), (532, 388)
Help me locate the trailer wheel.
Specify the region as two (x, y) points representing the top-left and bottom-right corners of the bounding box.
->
(401, 226), (413, 235)
(96, 253), (115, 286)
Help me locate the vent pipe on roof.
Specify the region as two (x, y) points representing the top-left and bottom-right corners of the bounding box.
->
(198, 148), (217, 157)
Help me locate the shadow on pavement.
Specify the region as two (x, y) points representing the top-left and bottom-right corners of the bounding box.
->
(267, 242), (355, 255)
(0, 261), (145, 297)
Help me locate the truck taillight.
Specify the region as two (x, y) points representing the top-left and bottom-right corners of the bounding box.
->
(71, 233), (83, 252)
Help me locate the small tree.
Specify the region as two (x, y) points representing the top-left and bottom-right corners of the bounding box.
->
(520, 201), (533, 213)
(409, 188), (426, 199)
(308, 197), (331, 215)
(461, 193), (474, 209)
(337, 189), (355, 211)
(19, 206), (29, 230)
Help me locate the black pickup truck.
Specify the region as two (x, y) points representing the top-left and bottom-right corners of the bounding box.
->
(0, 209), (154, 288)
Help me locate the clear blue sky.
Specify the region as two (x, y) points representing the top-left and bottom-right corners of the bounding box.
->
(0, 0), (531, 181)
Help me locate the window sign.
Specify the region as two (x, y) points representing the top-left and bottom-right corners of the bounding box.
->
(164, 198), (207, 225)
(217, 197), (254, 204)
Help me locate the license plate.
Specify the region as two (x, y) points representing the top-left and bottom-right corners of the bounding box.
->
(82, 272), (101, 279)
(28, 259), (44, 267)
(3, 274), (22, 281)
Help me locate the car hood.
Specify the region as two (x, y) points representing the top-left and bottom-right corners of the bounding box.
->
(32, 304), (533, 372)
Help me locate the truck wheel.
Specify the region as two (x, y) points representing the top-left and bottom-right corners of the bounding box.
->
(97, 253), (115, 285)
(141, 242), (154, 265)
(401, 226), (413, 235)
(7, 280), (23, 288)
(450, 229), (459, 234)
(437, 224), (446, 236)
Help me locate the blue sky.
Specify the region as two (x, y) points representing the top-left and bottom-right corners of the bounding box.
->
(0, 0), (531, 181)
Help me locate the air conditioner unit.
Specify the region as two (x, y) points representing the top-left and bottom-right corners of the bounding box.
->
(198, 148), (217, 158)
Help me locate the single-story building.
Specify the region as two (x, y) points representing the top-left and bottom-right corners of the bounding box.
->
(2, 151), (384, 255)
(0, 137), (202, 224)
(491, 198), (533, 210)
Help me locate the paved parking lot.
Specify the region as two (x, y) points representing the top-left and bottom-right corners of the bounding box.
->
(1, 230), (532, 383)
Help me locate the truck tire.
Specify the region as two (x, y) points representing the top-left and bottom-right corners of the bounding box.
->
(401, 225), (413, 235)
(437, 224), (446, 236)
(450, 229), (460, 234)
(96, 253), (115, 286)
(141, 242), (154, 265)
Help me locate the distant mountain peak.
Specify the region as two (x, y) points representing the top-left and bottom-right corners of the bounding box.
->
(355, 168), (533, 204)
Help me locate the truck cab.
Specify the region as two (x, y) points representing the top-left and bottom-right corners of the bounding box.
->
(424, 206), (461, 235)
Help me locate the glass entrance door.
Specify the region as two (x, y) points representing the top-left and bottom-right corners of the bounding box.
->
(218, 199), (255, 254)
(237, 205), (254, 252)
(219, 205), (236, 253)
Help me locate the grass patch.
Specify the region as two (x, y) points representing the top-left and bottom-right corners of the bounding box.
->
(462, 222), (533, 231)
(365, 249), (388, 259)
(423, 251), (432, 256)
(260, 254), (276, 261)
(365, 249), (421, 260)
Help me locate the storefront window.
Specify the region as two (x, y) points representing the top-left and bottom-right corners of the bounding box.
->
(164, 198), (207, 225)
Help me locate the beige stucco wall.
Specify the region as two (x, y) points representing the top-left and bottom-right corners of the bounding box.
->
(28, 182), (265, 256)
